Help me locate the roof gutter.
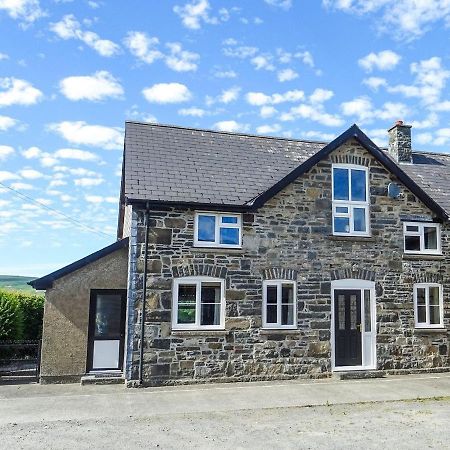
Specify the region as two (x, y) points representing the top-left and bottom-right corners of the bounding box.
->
(138, 202), (150, 385)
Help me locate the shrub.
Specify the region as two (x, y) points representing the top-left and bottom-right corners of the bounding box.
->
(0, 289), (44, 341)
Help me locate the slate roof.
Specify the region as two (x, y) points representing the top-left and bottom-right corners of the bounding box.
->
(123, 121), (450, 217)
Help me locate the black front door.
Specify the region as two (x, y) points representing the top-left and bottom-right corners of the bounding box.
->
(334, 289), (362, 367)
(87, 289), (127, 372)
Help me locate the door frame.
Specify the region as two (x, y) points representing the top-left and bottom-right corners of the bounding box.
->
(331, 279), (376, 371)
(86, 289), (127, 373)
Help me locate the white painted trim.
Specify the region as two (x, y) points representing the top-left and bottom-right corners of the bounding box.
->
(413, 283), (444, 329)
(172, 276), (226, 330)
(332, 164), (370, 237)
(194, 212), (242, 249)
(403, 222), (442, 255)
(331, 279), (376, 371)
(262, 280), (297, 329)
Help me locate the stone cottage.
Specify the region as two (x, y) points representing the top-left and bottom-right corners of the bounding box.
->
(31, 121), (450, 385)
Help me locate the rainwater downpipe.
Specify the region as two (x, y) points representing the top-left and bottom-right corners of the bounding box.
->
(138, 202), (150, 385)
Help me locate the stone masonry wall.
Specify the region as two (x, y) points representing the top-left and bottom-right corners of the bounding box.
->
(128, 138), (450, 385)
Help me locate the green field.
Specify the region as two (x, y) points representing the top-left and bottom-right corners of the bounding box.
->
(0, 275), (38, 292)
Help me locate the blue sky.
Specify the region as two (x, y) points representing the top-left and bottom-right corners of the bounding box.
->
(1, 0), (450, 277)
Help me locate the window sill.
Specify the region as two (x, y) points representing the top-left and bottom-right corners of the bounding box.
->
(414, 327), (447, 333)
(260, 328), (300, 334)
(192, 247), (244, 253)
(403, 254), (444, 261)
(328, 235), (375, 242)
(171, 330), (228, 336)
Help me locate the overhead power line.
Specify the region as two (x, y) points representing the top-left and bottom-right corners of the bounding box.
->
(0, 181), (115, 239)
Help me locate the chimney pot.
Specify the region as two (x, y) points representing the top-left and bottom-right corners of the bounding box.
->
(387, 121), (412, 163)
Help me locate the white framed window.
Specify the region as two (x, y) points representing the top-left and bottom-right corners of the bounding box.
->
(194, 212), (242, 248)
(332, 164), (370, 236)
(413, 283), (444, 329)
(404, 222), (441, 255)
(172, 277), (225, 330)
(262, 280), (297, 329)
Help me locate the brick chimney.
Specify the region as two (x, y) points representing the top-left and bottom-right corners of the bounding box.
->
(387, 120), (412, 163)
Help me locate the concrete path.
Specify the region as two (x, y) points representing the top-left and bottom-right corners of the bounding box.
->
(0, 373), (449, 424)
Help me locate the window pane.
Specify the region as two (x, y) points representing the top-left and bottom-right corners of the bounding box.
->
(177, 285), (196, 324)
(416, 288), (426, 305)
(336, 206), (349, 214)
(353, 208), (366, 232)
(333, 168), (349, 200)
(351, 169), (367, 201)
(266, 305), (277, 324)
(334, 216), (350, 233)
(364, 290), (371, 332)
(198, 215), (216, 242)
(429, 306), (441, 325)
(406, 225), (419, 232)
(281, 284), (293, 304)
(200, 283), (221, 326)
(220, 227), (239, 245)
(222, 216), (238, 224)
(424, 227), (438, 250)
(281, 304), (294, 325)
(417, 305), (426, 324)
(94, 294), (122, 338)
(266, 286), (277, 304)
(405, 235), (421, 251)
(429, 287), (440, 305)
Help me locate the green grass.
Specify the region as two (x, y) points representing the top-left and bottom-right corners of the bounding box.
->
(0, 275), (38, 292)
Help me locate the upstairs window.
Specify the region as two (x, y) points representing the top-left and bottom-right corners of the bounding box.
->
(332, 165), (369, 236)
(194, 212), (241, 248)
(262, 280), (297, 329)
(172, 277), (225, 330)
(404, 222), (441, 255)
(414, 283), (444, 328)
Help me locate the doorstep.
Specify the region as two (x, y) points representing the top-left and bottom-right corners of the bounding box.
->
(80, 372), (125, 386)
(334, 370), (387, 381)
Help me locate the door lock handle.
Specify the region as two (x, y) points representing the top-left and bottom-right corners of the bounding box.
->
(357, 323), (362, 332)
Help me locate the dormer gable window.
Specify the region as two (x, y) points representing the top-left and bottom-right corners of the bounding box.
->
(332, 164), (370, 236)
(194, 212), (242, 248)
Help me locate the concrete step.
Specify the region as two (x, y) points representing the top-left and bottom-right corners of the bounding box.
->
(81, 373), (125, 386)
(335, 370), (386, 381)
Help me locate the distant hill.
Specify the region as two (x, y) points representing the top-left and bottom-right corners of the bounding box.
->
(0, 275), (38, 292)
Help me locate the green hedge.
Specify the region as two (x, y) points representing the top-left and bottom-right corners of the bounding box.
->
(0, 289), (44, 341)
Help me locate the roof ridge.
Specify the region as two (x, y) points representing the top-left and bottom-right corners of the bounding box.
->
(125, 120), (328, 146)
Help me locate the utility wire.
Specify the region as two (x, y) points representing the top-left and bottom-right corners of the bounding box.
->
(0, 181), (115, 239)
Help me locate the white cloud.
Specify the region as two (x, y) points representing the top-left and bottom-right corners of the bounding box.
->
(0, 0), (45, 24)
(123, 32), (162, 64)
(277, 68), (298, 82)
(341, 96), (409, 124)
(410, 113), (439, 129)
(48, 121), (123, 149)
(256, 124), (282, 134)
(251, 54), (275, 71)
(174, 0), (229, 29)
(264, 0), (292, 9)
(358, 50), (401, 72)
(280, 103), (344, 127)
(19, 168), (44, 179)
(178, 107), (207, 117)
(0, 77), (43, 106)
(74, 177), (104, 187)
(0, 53), (9, 60)
(363, 77), (387, 91)
(323, 0), (450, 41)
(416, 128), (450, 146)
(259, 105), (277, 118)
(22, 146), (41, 159)
(246, 89), (304, 106)
(295, 50), (315, 68)
(219, 86), (240, 104)
(213, 69), (237, 78)
(165, 42), (199, 72)
(54, 148), (100, 162)
(142, 82), (192, 104)
(50, 14), (120, 57)
(300, 130), (335, 141)
(85, 194), (117, 204)
(213, 120), (249, 132)
(223, 44), (259, 59)
(0, 115), (18, 131)
(0, 145), (14, 160)
(309, 88), (334, 103)
(11, 182), (33, 190)
(0, 170), (19, 182)
(387, 57), (450, 106)
(59, 71), (123, 101)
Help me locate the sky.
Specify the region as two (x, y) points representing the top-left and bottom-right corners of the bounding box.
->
(1, 0), (450, 277)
